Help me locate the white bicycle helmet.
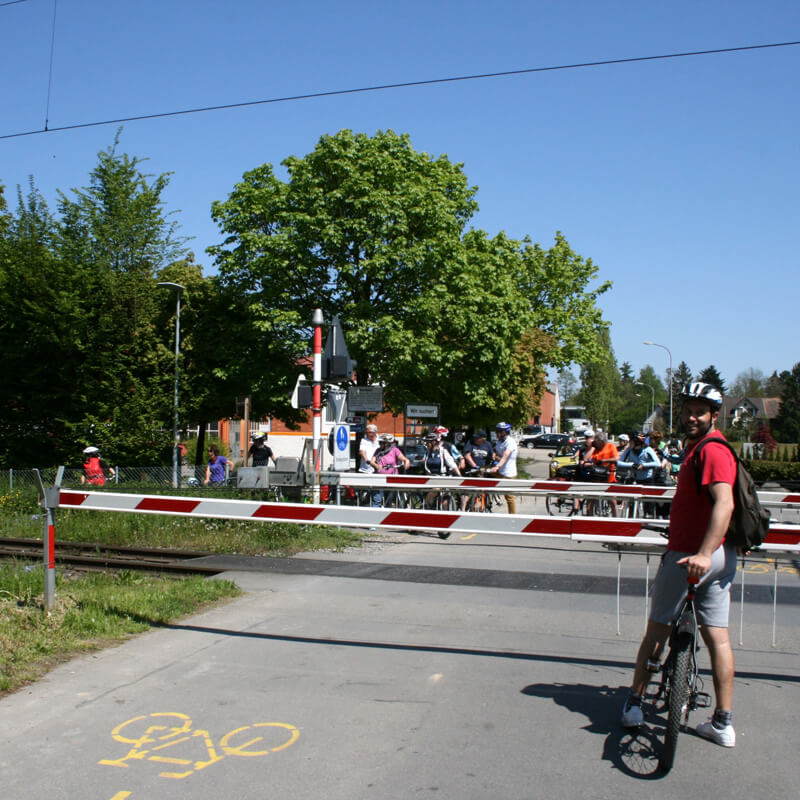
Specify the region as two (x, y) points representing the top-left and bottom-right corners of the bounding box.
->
(680, 382), (723, 408)
(83, 446), (100, 455)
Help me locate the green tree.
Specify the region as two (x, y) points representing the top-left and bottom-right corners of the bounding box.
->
(557, 368), (578, 403)
(210, 129), (610, 426)
(517, 232), (611, 369)
(580, 328), (619, 431)
(764, 371), (784, 397)
(772, 363), (800, 442)
(731, 368), (765, 397)
(0, 137), (193, 467)
(0, 181), (81, 464)
(53, 136), (190, 463)
(671, 360), (693, 406)
(696, 365), (727, 395)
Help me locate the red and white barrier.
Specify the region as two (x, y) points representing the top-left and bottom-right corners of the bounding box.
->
(321, 472), (800, 510)
(56, 490), (800, 551)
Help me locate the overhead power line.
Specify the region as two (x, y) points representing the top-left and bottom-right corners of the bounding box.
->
(2, 39), (799, 141)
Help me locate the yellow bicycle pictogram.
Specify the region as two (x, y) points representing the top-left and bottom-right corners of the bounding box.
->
(739, 557), (799, 575)
(99, 711), (299, 779)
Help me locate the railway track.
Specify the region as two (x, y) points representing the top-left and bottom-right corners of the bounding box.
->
(0, 537), (223, 575)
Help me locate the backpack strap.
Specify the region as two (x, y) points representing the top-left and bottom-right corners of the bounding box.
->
(691, 437), (739, 496)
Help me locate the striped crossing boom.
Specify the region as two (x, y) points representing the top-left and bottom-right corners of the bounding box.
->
(319, 471), (800, 507)
(57, 490), (800, 552)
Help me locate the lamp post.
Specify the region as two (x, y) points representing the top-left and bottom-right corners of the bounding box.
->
(644, 340), (672, 433)
(635, 381), (655, 420)
(158, 282), (185, 488)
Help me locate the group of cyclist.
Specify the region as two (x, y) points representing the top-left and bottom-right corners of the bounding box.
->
(565, 426), (683, 517)
(357, 422), (519, 512)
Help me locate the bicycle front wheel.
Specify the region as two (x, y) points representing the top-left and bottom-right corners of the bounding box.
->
(659, 634), (692, 774)
(546, 494), (573, 516)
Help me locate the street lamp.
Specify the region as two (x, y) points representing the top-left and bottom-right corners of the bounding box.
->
(635, 381), (655, 420)
(644, 340), (673, 433)
(158, 282), (185, 488)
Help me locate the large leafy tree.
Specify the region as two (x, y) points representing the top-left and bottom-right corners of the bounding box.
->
(210, 129), (609, 425)
(210, 129), (480, 412)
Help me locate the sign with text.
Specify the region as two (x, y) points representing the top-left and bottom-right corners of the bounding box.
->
(405, 403), (440, 418)
(347, 385), (384, 412)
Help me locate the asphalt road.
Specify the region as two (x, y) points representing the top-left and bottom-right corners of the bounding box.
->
(1, 447), (798, 800)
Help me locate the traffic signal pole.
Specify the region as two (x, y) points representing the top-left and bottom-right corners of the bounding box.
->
(311, 309), (324, 500)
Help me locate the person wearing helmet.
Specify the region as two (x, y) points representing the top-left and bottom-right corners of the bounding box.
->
(248, 431), (275, 467)
(617, 431), (660, 485)
(461, 429), (495, 510)
(422, 433), (461, 522)
(80, 446), (115, 486)
(372, 434), (411, 507)
(433, 425), (465, 472)
(487, 422), (518, 513)
(621, 383), (738, 748)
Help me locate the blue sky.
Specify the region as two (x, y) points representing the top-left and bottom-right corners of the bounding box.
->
(2, 0), (798, 392)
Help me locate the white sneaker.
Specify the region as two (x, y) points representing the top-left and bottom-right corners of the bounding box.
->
(621, 699), (644, 728)
(696, 719), (736, 747)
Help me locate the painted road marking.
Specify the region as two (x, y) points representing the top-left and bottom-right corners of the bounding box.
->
(99, 712), (299, 780)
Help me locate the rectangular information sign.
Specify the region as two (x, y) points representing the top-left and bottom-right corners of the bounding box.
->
(405, 403), (440, 418)
(347, 385), (384, 412)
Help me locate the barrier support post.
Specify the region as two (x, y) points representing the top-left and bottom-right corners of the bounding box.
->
(34, 466), (64, 613)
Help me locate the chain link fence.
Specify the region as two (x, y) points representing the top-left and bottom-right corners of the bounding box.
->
(1, 466), (210, 493)
(0, 467), (310, 504)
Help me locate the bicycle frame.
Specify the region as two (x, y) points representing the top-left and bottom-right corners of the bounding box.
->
(653, 576), (711, 773)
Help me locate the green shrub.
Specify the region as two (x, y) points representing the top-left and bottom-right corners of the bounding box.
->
(743, 459), (800, 484)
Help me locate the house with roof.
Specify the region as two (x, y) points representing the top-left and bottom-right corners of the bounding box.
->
(719, 397), (781, 431)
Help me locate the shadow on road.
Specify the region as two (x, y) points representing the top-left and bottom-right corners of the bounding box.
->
(520, 682), (671, 779)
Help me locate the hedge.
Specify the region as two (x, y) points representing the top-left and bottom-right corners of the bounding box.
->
(742, 460), (800, 485)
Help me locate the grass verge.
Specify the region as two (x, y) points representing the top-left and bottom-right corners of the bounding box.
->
(0, 562), (241, 695)
(0, 488), (366, 696)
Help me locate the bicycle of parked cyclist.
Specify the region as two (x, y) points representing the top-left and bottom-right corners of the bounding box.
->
(421, 433), (461, 538)
(461, 467), (495, 513)
(545, 463), (578, 516)
(577, 462), (612, 516)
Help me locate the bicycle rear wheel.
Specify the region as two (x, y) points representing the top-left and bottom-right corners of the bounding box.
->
(659, 633), (692, 774)
(546, 495), (573, 516)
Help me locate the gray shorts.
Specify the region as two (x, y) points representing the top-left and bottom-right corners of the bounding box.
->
(649, 544), (737, 628)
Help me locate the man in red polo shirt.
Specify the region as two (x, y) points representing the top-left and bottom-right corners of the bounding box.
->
(621, 383), (738, 748)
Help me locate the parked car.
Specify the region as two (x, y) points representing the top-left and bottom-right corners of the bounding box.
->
(522, 432), (575, 449)
(548, 443), (581, 477)
(522, 424), (544, 436)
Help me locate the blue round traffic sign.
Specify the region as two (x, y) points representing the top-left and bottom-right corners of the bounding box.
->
(336, 425), (348, 451)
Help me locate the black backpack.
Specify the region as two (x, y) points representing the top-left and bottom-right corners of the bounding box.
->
(691, 438), (770, 554)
